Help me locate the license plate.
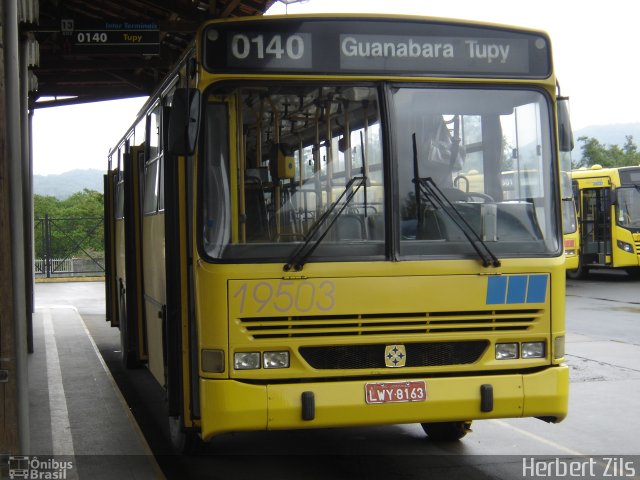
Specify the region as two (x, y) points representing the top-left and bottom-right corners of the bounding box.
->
(365, 380), (427, 404)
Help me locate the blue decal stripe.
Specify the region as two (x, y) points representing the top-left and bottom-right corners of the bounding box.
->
(486, 276), (507, 304)
(486, 274), (549, 305)
(506, 275), (528, 304)
(526, 274), (548, 303)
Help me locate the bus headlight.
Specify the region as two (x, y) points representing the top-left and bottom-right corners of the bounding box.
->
(495, 343), (518, 360)
(263, 351), (290, 369)
(234, 352), (261, 370)
(521, 342), (545, 358)
(617, 240), (634, 253)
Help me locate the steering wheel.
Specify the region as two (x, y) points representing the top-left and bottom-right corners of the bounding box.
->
(443, 188), (494, 203)
(466, 192), (494, 203)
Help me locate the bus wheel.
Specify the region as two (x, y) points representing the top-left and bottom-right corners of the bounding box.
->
(169, 416), (204, 455)
(421, 421), (472, 441)
(566, 259), (588, 280)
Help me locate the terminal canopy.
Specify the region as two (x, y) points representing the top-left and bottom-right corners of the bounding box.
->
(22, 0), (276, 108)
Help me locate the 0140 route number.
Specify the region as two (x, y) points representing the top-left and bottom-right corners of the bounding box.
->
(230, 33), (306, 61)
(232, 280), (336, 314)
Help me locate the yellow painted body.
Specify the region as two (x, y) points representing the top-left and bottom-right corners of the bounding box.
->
(195, 257), (568, 440)
(200, 368), (568, 439)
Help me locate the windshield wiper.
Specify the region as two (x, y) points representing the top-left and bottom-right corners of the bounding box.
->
(415, 177), (501, 267)
(283, 175), (367, 272)
(411, 133), (500, 268)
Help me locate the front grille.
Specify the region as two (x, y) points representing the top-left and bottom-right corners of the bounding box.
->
(239, 309), (542, 340)
(299, 341), (489, 369)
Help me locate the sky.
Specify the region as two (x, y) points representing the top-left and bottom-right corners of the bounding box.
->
(32, 0), (640, 175)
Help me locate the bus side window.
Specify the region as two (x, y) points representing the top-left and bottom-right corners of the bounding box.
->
(143, 158), (158, 215)
(115, 178), (124, 220)
(145, 104), (162, 215)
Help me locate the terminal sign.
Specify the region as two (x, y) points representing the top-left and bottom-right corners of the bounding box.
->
(69, 21), (160, 55)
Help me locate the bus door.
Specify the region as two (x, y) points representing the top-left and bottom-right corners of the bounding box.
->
(139, 103), (167, 387)
(104, 168), (119, 327)
(580, 187), (612, 266)
(107, 145), (129, 332)
(120, 143), (147, 368)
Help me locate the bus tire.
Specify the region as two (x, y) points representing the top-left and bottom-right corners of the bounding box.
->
(566, 259), (588, 280)
(169, 416), (204, 455)
(421, 421), (472, 441)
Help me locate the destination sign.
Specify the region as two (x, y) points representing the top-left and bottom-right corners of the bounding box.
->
(619, 168), (640, 185)
(338, 34), (529, 73)
(67, 20), (160, 55)
(203, 18), (550, 78)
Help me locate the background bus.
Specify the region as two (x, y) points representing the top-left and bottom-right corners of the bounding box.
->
(562, 197), (579, 270)
(568, 165), (640, 278)
(104, 14), (570, 451)
(561, 153), (579, 270)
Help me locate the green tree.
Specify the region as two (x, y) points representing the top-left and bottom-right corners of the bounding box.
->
(33, 194), (61, 219)
(62, 188), (104, 218)
(622, 135), (640, 163)
(577, 135), (640, 168)
(34, 189), (104, 260)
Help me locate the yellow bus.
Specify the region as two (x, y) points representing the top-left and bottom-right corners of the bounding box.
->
(567, 165), (640, 278)
(104, 14), (571, 451)
(562, 199), (579, 270)
(561, 153), (579, 270)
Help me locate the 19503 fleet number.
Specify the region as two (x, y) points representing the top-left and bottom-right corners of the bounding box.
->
(232, 280), (336, 314)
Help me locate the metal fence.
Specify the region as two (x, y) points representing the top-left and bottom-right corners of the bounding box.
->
(34, 215), (105, 278)
(34, 257), (73, 274)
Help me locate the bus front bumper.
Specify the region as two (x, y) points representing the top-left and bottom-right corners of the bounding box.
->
(199, 366), (568, 441)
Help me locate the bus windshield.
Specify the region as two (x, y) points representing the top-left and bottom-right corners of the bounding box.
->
(393, 87), (557, 257)
(201, 84), (560, 261)
(616, 186), (640, 229)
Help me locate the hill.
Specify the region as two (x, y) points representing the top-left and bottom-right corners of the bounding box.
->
(34, 169), (103, 199)
(574, 123), (640, 148)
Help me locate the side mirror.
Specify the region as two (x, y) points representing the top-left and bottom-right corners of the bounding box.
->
(557, 97), (574, 153)
(168, 88), (201, 155)
(609, 188), (617, 206)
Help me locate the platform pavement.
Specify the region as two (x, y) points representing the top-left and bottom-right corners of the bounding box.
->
(14, 280), (164, 480)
